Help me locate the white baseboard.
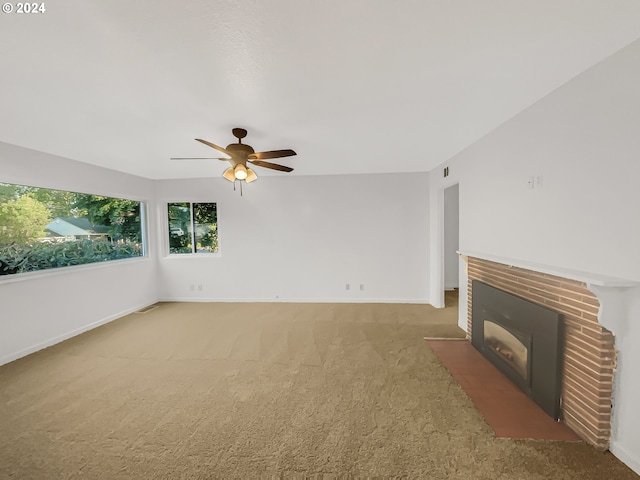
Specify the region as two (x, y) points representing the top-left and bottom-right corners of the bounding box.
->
(159, 296), (430, 304)
(0, 301), (157, 367)
(610, 440), (640, 476)
(1, 297), (433, 367)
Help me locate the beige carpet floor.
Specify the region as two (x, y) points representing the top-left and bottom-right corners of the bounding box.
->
(1, 294), (637, 479)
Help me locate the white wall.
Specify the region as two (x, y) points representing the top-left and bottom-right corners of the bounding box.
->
(611, 289), (640, 473)
(429, 39), (640, 473)
(0, 145), (430, 365)
(155, 172), (430, 303)
(0, 142), (158, 365)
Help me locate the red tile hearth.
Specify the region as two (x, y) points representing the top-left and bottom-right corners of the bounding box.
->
(426, 338), (580, 441)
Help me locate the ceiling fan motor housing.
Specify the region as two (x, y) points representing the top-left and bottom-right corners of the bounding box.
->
(226, 143), (255, 157)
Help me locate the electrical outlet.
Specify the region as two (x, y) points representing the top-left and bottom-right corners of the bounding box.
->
(346, 283), (350, 291)
(198, 284), (203, 291)
(360, 284), (365, 291)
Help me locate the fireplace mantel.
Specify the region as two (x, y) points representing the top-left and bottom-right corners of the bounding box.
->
(458, 251), (639, 288)
(458, 251), (640, 335)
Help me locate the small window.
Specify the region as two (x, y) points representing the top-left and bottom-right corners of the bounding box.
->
(0, 182), (145, 276)
(168, 202), (218, 254)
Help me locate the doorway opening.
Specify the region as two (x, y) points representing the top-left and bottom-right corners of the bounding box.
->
(443, 183), (460, 300)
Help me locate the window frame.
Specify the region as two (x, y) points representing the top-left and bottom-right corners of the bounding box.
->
(166, 201), (219, 256)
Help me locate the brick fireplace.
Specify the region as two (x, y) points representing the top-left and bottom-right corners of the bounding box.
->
(464, 256), (616, 449)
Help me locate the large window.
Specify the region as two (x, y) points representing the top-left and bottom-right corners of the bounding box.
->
(0, 182), (145, 276)
(168, 202), (218, 254)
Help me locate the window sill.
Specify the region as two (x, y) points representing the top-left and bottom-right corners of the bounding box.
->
(0, 256), (151, 285)
(163, 253), (222, 260)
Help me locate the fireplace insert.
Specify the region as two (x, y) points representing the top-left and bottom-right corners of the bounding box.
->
(483, 318), (531, 386)
(471, 280), (564, 420)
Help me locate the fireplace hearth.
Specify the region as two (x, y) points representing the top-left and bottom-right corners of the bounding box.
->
(471, 280), (563, 420)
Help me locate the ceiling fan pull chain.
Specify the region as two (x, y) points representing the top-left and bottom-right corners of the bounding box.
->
(240, 180), (243, 196)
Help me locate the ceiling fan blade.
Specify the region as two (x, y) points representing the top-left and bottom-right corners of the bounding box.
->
(195, 138), (234, 157)
(249, 160), (294, 172)
(170, 157), (228, 160)
(248, 149), (297, 160)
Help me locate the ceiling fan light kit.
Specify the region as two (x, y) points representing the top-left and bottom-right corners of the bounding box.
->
(234, 163), (248, 180)
(171, 128), (296, 195)
(222, 167), (236, 182)
(245, 168), (257, 183)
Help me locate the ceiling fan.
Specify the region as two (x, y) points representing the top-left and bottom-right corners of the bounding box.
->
(171, 128), (297, 191)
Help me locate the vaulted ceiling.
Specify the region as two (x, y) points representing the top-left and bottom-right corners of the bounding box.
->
(2, 1), (640, 180)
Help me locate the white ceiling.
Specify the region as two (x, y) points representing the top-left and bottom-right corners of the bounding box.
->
(2, 1), (640, 180)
